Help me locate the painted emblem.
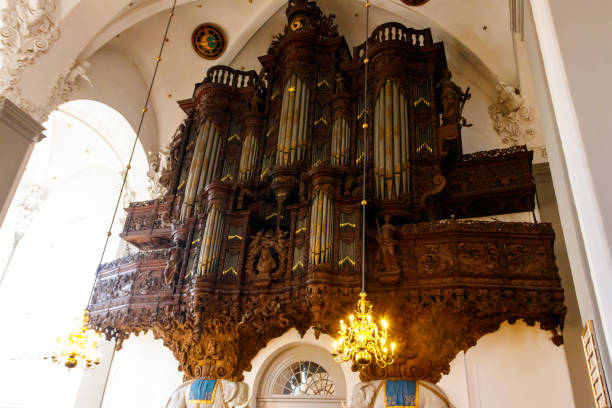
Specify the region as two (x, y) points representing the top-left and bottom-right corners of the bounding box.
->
(290, 17), (306, 31)
(191, 23), (226, 60)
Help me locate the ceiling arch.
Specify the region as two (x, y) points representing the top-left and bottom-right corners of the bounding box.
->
(85, 0), (512, 146)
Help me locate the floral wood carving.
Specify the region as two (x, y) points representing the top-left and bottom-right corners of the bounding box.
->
(89, 220), (565, 383)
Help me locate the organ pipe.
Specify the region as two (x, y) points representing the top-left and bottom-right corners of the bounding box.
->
(239, 129), (260, 182)
(197, 205), (225, 276)
(374, 80), (410, 199)
(277, 74), (310, 166)
(181, 119), (221, 220)
(309, 190), (334, 265)
(331, 117), (350, 167)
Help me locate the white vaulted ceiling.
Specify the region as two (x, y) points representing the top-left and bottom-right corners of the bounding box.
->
(8, 0), (517, 153)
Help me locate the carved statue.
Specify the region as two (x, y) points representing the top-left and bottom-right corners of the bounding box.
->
(245, 230), (289, 287)
(344, 173), (354, 197)
(146, 151), (167, 199)
(437, 69), (470, 126)
(256, 247), (277, 277)
(335, 72), (347, 93)
(165, 379), (250, 408)
(376, 215), (400, 275)
(164, 246), (183, 285)
(160, 121), (188, 190)
(64, 59), (92, 87)
(250, 91), (262, 112)
(347, 380), (453, 408)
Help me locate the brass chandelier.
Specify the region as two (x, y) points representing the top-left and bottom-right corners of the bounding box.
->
(332, 0), (396, 368)
(46, 311), (101, 369)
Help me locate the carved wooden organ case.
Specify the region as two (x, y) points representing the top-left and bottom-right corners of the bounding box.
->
(89, 0), (566, 383)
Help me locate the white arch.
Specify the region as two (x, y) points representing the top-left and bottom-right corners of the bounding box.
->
(0, 98), (153, 408)
(17, 0), (509, 123)
(245, 328), (360, 408)
(50, 99), (151, 201)
(257, 342), (347, 399)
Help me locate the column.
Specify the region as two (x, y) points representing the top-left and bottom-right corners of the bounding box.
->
(0, 97), (44, 226)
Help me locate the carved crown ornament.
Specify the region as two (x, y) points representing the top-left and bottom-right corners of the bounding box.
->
(88, 0), (565, 384)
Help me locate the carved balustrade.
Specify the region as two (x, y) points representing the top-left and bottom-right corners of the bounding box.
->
(121, 199), (172, 249)
(444, 146), (535, 218)
(89, 220), (564, 382)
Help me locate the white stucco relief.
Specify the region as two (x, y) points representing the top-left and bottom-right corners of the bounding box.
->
(0, 0), (60, 92)
(488, 81), (546, 158)
(0, 1), (96, 121)
(14, 183), (46, 242)
(7, 58), (92, 120)
(146, 150), (166, 200)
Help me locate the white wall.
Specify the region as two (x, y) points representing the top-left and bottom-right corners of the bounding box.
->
(527, 0), (612, 392)
(101, 332), (183, 408)
(439, 321), (575, 408)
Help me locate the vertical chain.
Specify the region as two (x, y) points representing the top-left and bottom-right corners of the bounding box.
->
(87, 0), (178, 308)
(361, 1), (371, 294)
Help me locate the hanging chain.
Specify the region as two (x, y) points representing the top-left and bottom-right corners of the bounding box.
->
(361, 1), (371, 294)
(87, 0), (179, 307)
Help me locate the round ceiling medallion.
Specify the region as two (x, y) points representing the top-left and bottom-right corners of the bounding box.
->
(400, 0), (431, 5)
(191, 23), (226, 60)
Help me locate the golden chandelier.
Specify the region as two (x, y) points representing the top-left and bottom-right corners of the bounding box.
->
(332, 0), (397, 369)
(333, 293), (396, 367)
(46, 311), (101, 369)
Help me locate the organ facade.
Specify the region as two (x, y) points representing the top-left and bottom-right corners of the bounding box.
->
(88, 0), (565, 383)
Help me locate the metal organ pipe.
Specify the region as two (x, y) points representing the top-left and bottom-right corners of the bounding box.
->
(331, 117), (350, 166)
(198, 205), (225, 276)
(197, 122), (221, 192)
(309, 189), (334, 265)
(374, 80), (410, 199)
(277, 74), (310, 166)
(181, 119), (221, 220)
(239, 129), (260, 182)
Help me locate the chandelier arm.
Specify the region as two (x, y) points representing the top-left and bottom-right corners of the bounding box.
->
(88, 0), (179, 308)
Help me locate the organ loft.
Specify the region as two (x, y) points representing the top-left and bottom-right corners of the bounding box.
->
(88, 0), (565, 385)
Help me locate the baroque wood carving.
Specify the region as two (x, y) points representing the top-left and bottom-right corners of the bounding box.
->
(88, 0), (565, 384)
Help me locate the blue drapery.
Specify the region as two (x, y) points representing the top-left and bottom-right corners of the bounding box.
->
(187, 379), (218, 405)
(384, 380), (418, 408)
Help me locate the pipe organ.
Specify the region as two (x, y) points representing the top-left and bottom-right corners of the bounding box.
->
(89, 0), (565, 385)
(331, 117), (351, 167)
(181, 119), (221, 220)
(197, 204), (225, 276)
(374, 80), (410, 199)
(276, 74), (310, 167)
(309, 188), (334, 265)
(238, 129), (260, 182)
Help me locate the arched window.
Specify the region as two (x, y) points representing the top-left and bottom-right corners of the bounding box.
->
(255, 342), (348, 407)
(273, 360), (335, 396)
